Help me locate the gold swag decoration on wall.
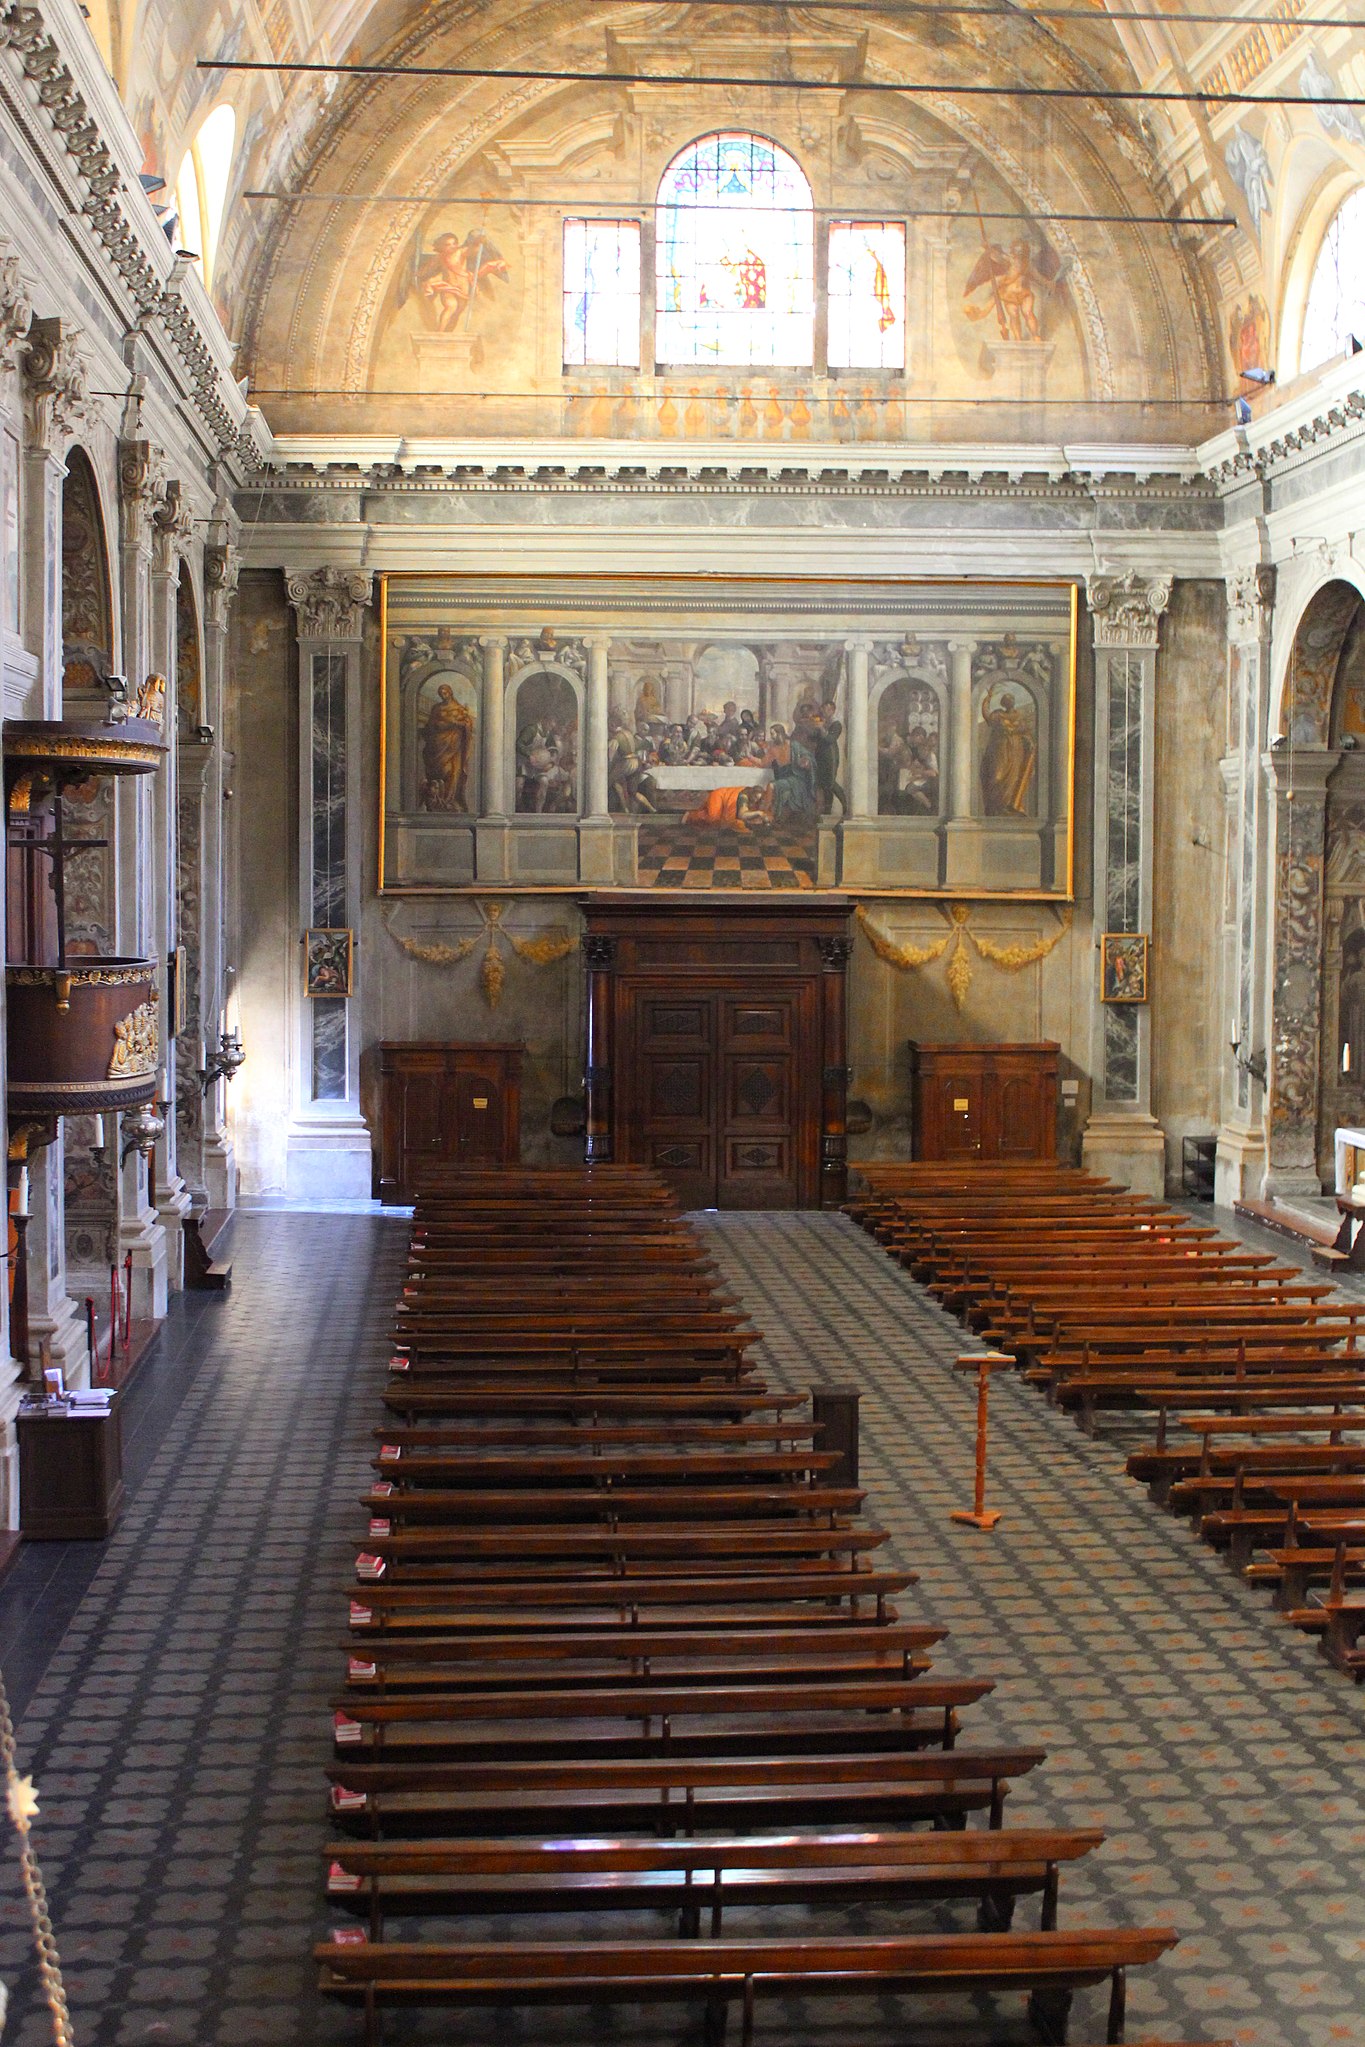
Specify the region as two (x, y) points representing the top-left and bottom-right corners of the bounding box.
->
(381, 901), (577, 1009)
(856, 902), (1073, 1011)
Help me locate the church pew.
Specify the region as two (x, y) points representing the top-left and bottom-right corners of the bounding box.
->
(362, 1483), (866, 1523)
(315, 1925), (1178, 2047)
(325, 1824), (1107, 1937)
(326, 1744), (1049, 1837)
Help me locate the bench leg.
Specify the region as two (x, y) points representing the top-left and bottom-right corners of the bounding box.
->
(977, 1885), (1016, 1932)
(363, 1982), (381, 2047)
(703, 1989), (728, 2047)
(1027, 1985), (1073, 2044)
(1107, 1965), (1127, 2043)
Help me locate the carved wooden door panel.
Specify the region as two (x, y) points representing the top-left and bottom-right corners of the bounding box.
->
(631, 994), (717, 1209)
(453, 1068), (504, 1164)
(717, 991), (802, 1208)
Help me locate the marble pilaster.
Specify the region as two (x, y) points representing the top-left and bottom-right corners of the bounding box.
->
(1081, 571), (1171, 1197)
(475, 632), (510, 882)
(579, 631), (615, 881)
(1263, 746), (1339, 1198)
(1214, 566), (1275, 1206)
(285, 567), (374, 1200)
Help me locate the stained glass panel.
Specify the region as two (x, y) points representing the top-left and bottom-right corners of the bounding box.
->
(655, 132), (814, 367)
(563, 218), (641, 367)
(1301, 186), (1365, 375)
(828, 221), (905, 371)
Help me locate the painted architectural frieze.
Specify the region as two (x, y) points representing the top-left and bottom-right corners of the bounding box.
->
(380, 575), (1077, 898)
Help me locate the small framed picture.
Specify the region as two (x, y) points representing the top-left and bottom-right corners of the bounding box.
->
(1100, 931), (1149, 1004)
(305, 927), (354, 999)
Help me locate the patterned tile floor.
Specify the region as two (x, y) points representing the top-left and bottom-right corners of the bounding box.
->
(0, 1208), (1362, 2047)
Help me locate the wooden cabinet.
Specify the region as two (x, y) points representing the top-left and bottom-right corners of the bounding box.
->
(908, 1042), (1059, 1162)
(374, 1042), (522, 1202)
(18, 1401), (124, 1539)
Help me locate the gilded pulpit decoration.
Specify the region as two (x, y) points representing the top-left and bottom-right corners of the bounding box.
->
(107, 1001), (158, 1079)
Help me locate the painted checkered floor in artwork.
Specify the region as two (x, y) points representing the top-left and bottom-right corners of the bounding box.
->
(637, 822), (816, 888)
(2, 1210), (1364, 2047)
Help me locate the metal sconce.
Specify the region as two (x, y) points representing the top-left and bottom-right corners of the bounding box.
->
(1230, 1038), (1268, 1088)
(119, 1101), (165, 1167)
(197, 1029), (246, 1095)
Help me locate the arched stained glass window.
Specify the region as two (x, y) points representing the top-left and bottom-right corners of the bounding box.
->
(1301, 186), (1365, 374)
(655, 132), (814, 367)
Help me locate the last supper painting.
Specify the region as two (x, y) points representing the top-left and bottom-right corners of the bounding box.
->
(379, 576), (1076, 896)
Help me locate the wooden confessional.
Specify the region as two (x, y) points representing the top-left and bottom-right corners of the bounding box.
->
(580, 898), (852, 1210)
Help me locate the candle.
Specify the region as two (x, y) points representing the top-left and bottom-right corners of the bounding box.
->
(158, 1066), (169, 1102)
(16, 1166), (28, 1216)
(93, 1115), (105, 1149)
(198, 1039), (207, 1072)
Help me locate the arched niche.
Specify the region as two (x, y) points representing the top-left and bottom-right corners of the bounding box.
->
(1315, 599), (1365, 1177)
(510, 661), (583, 816)
(972, 667), (1048, 822)
(60, 446), (114, 703)
(870, 670), (944, 818)
(1265, 576), (1365, 1188)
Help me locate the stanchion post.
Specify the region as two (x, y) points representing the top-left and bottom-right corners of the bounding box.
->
(951, 1351), (1012, 1531)
(809, 1384), (860, 1491)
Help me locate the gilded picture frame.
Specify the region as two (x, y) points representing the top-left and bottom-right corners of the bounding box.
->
(1100, 931), (1149, 1005)
(378, 572), (1078, 901)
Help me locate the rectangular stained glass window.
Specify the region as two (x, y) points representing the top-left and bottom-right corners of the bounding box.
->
(563, 219), (641, 367)
(827, 221), (906, 371)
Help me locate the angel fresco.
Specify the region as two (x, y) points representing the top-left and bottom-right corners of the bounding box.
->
(400, 228), (510, 333)
(961, 186), (1068, 346)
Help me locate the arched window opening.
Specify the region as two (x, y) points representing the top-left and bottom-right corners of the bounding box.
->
(174, 105), (236, 287)
(1300, 185), (1365, 374)
(655, 132), (814, 367)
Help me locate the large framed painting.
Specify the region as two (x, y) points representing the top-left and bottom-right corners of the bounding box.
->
(379, 575), (1077, 898)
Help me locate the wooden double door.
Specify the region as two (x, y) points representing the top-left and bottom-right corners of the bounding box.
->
(373, 1042), (522, 1202)
(581, 898), (852, 1211)
(632, 984), (811, 1209)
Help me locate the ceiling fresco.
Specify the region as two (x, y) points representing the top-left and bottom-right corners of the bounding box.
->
(80, 2), (1365, 442)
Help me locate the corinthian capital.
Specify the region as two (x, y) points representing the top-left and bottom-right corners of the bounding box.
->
(1086, 570), (1173, 650)
(24, 316), (88, 448)
(1226, 564), (1275, 643)
(285, 566), (374, 642)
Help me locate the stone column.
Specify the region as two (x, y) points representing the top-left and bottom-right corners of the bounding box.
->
(111, 440), (169, 1319)
(285, 567), (374, 1200)
(475, 633), (510, 882)
(1215, 565), (1275, 1205)
(199, 535), (238, 1208)
(22, 318), (87, 716)
(1081, 571), (1172, 1197)
(579, 632), (615, 882)
(11, 318), (89, 1380)
(942, 637), (981, 887)
(0, 244), (31, 1517)
(148, 493), (195, 1284)
(845, 637), (872, 817)
(1264, 745), (1339, 1198)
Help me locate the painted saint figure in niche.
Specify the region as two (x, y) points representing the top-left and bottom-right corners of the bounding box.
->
(401, 228), (510, 333)
(419, 683), (475, 812)
(963, 235), (1066, 344)
(514, 672), (579, 814)
(877, 680), (940, 816)
(979, 686), (1037, 816)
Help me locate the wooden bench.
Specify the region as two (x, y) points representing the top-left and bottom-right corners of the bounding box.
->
(316, 1925), (1178, 2047)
